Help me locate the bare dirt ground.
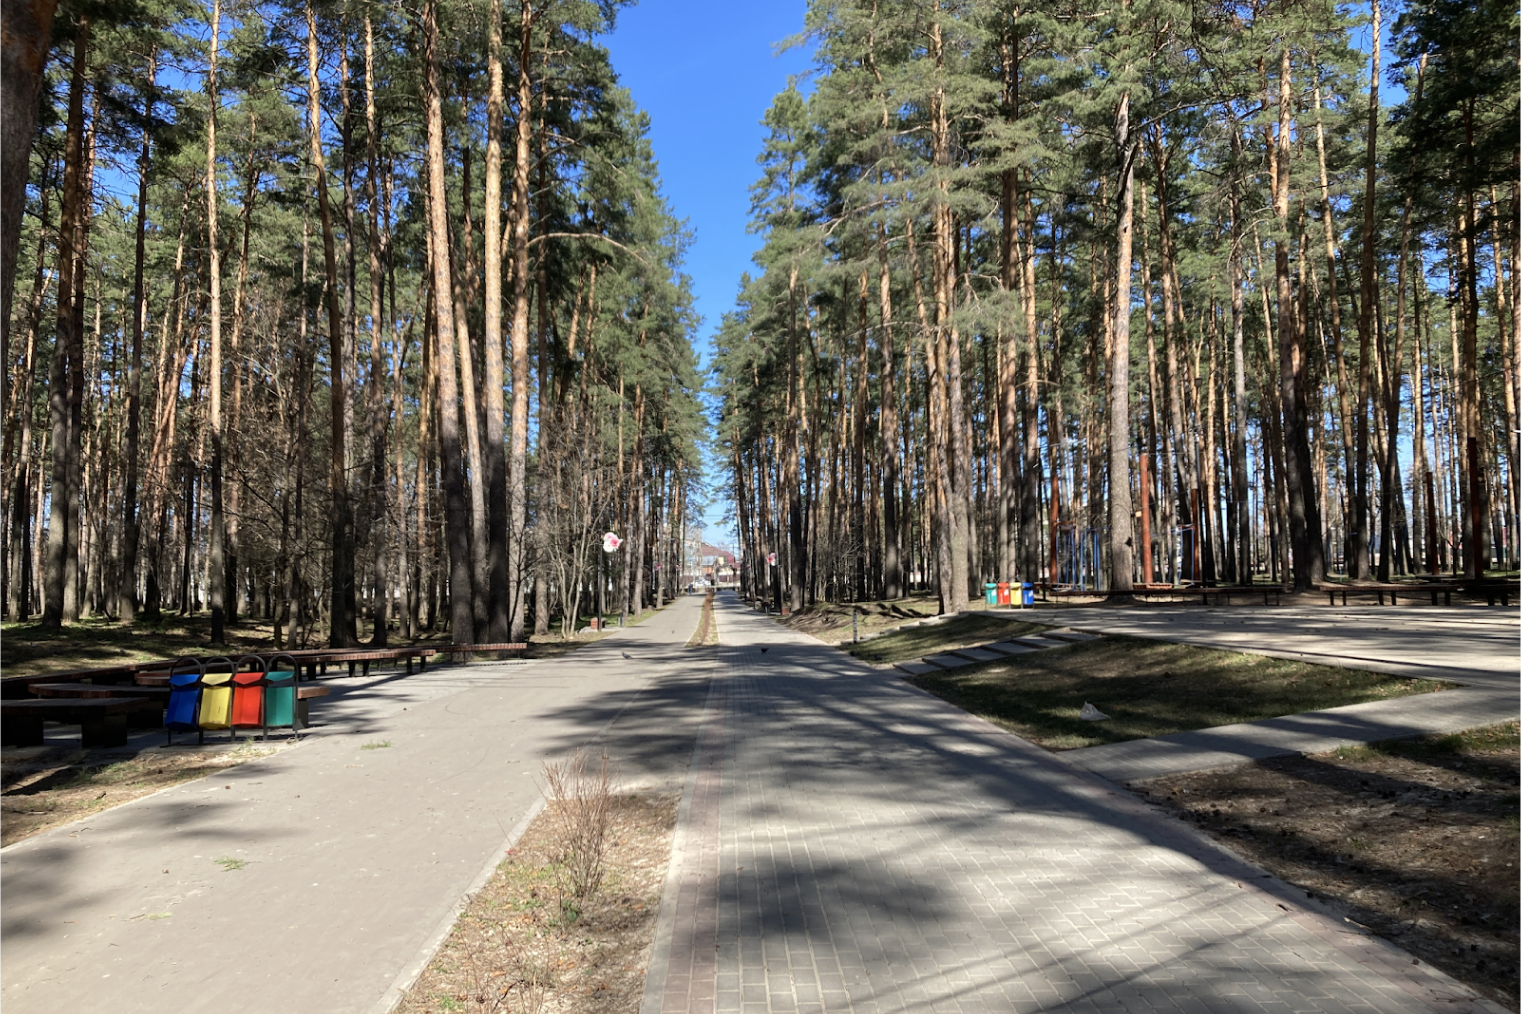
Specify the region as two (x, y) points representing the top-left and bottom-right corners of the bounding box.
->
(776, 594), (947, 643)
(1137, 722), (1520, 1011)
(397, 792), (679, 1014)
(1, 739), (293, 847)
(686, 591), (718, 647)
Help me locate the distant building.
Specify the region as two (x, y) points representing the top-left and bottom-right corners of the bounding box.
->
(699, 543), (739, 587)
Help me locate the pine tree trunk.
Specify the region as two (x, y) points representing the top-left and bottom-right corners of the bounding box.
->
(0, 0), (57, 357)
(41, 18), (88, 629)
(1273, 49), (1322, 590)
(307, 0), (357, 645)
(1351, 0), (1381, 580)
(423, 0), (474, 642)
(207, 0), (226, 644)
(875, 224), (901, 598)
(1108, 92), (1137, 594)
(483, 0), (510, 640)
(363, 14), (389, 644)
(507, 2), (536, 639)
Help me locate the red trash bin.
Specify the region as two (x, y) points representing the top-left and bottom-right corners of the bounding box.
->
(996, 582), (1012, 605)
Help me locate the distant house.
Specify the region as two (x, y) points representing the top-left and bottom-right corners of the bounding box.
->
(699, 543), (738, 586)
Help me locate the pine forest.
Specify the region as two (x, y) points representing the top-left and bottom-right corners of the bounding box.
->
(1, 0), (1517, 649)
(3, 0), (705, 646)
(713, 0), (1518, 613)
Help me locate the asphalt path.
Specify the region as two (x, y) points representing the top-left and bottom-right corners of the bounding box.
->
(0, 597), (711, 1014)
(1025, 603), (1519, 690)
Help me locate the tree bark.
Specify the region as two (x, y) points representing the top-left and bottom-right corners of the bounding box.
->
(307, 0), (357, 645)
(207, 0), (226, 644)
(1, 0), (58, 361)
(40, 16), (88, 629)
(483, 0), (510, 640)
(424, 0), (473, 641)
(364, 13), (389, 644)
(1352, 0), (1381, 580)
(506, 0), (535, 639)
(1108, 91), (1137, 594)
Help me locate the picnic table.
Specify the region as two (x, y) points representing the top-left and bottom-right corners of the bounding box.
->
(1, 697), (156, 748)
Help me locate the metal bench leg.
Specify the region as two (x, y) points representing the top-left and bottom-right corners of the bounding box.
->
(406, 657), (414, 675)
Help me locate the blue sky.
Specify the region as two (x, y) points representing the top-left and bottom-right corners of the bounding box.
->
(604, 1), (814, 546)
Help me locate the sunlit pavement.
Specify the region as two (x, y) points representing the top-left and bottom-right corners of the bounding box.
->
(640, 593), (1506, 1014)
(0, 596), (713, 1014)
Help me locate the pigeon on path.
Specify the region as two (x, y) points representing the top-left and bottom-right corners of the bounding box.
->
(622, 652), (633, 659)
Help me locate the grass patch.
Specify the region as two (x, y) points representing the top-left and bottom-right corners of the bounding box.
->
(361, 740), (392, 751)
(214, 856), (247, 872)
(1139, 722), (1518, 1011)
(845, 612), (1050, 663)
(904, 635), (1454, 750)
(1, 740), (286, 847)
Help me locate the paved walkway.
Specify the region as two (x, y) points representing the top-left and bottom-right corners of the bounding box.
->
(642, 593), (1505, 1014)
(0, 598), (712, 1014)
(1027, 605), (1519, 691)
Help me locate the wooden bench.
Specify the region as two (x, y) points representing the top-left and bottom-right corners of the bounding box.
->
(295, 684), (330, 726)
(1321, 581), (1512, 607)
(29, 683), (171, 728)
(1032, 584), (1285, 607)
(253, 647), (439, 679)
(1, 697), (157, 748)
(431, 642), (529, 663)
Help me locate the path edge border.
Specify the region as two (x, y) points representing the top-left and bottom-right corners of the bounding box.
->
(368, 793), (548, 1014)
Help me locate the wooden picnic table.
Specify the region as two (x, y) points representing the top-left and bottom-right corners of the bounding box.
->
(1, 697), (156, 748)
(31, 682), (170, 700)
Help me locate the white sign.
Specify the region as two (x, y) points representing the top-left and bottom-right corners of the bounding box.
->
(602, 532), (623, 553)
(766, 552), (777, 567)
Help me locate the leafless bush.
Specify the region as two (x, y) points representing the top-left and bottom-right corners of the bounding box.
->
(459, 915), (554, 1014)
(540, 750), (616, 906)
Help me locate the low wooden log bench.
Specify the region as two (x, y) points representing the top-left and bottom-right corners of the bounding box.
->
(246, 647), (439, 680)
(1322, 581), (1513, 607)
(431, 642), (529, 663)
(1, 697), (157, 748)
(1032, 584), (1285, 606)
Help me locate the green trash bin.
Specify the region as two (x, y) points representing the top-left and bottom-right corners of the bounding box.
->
(984, 582), (998, 606)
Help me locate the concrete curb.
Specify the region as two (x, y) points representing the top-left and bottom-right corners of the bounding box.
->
(368, 795), (547, 1014)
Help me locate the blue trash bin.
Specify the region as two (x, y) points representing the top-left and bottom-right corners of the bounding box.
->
(983, 582), (998, 606)
(1021, 582), (1035, 606)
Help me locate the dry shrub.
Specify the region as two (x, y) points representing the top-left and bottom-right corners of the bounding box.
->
(457, 914), (555, 1014)
(540, 750), (616, 907)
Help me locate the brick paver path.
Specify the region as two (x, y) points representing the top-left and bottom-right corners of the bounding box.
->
(643, 594), (1503, 1014)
